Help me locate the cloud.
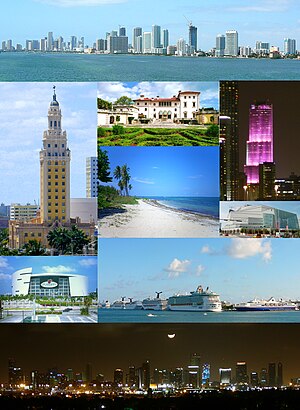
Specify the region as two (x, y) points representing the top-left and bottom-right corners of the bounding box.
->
(196, 265), (205, 276)
(34, 0), (126, 6)
(132, 177), (155, 185)
(226, 239), (272, 262)
(165, 258), (191, 278)
(0, 273), (11, 280)
(201, 245), (215, 254)
(42, 265), (77, 273)
(0, 257), (9, 268)
(79, 258), (97, 267)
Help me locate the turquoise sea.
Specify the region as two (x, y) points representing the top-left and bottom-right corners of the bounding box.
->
(0, 53), (300, 81)
(98, 309), (300, 323)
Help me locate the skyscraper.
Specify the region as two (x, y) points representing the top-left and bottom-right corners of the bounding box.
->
(132, 27), (142, 52)
(268, 362), (276, 387)
(152, 25), (161, 50)
(244, 102), (273, 185)
(277, 362), (283, 387)
(119, 26), (126, 37)
(163, 29), (169, 49)
(86, 157), (98, 198)
(225, 30), (238, 56)
(236, 362), (248, 384)
(219, 368), (231, 385)
(216, 34), (225, 57)
(40, 86), (71, 224)
(143, 32), (152, 54)
(220, 81), (240, 200)
(189, 24), (197, 52)
(284, 38), (296, 55)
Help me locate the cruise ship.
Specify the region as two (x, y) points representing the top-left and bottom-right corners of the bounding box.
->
(142, 292), (168, 310)
(234, 297), (298, 311)
(110, 297), (143, 310)
(167, 286), (222, 312)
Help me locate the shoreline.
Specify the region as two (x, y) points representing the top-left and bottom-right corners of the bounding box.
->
(99, 198), (219, 238)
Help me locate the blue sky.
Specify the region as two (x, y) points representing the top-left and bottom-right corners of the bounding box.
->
(0, 256), (97, 294)
(220, 201), (300, 228)
(0, 83), (96, 204)
(97, 82), (219, 109)
(98, 237), (300, 303)
(2, 0), (300, 51)
(100, 146), (219, 197)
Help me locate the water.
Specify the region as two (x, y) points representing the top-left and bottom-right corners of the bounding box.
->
(141, 196), (219, 218)
(98, 309), (300, 323)
(1, 53), (300, 81)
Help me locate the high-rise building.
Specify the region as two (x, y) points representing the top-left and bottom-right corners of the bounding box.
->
(202, 363), (210, 386)
(132, 27), (142, 52)
(220, 81), (240, 200)
(114, 368), (124, 385)
(10, 203), (39, 221)
(260, 368), (268, 387)
(70, 36), (77, 50)
(219, 368), (231, 385)
(119, 26), (126, 37)
(128, 365), (136, 387)
(177, 38), (186, 56)
(216, 34), (225, 57)
(244, 102), (273, 185)
(141, 360), (150, 389)
(277, 362), (283, 387)
(47, 32), (53, 51)
(143, 32), (152, 54)
(268, 363), (276, 387)
(236, 362), (248, 384)
(86, 157), (98, 198)
(250, 372), (259, 387)
(40, 86), (70, 223)
(225, 30), (238, 56)
(284, 38), (296, 55)
(162, 29), (169, 49)
(256, 41), (270, 55)
(188, 353), (201, 388)
(152, 25), (161, 50)
(189, 24), (197, 52)
(107, 34), (128, 54)
(259, 162), (276, 199)
(8, 359), (23, 386)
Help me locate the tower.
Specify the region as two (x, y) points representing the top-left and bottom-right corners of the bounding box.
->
(189, 24), (197, 52)
(40, 86), (71, 224)
(225, 30), (238, 56)
(244, 102), (273, 185)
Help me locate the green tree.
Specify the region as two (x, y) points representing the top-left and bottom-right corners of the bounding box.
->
(68, 225), (90, 255)
(98, 147), (112, 183)
(114, 96), (133, 106)
(206, 124), (219, 140)
(22, 239), (47, 256)
(121, 164), (131, 196)
(47, 227), (70, 255)
(97, 98), (113, 110)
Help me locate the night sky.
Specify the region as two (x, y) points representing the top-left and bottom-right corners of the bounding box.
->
(237, 81), (300, 178)
(1, 324), (300, 385)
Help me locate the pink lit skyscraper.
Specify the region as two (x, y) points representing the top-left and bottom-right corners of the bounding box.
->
(244, 103), (273, 184)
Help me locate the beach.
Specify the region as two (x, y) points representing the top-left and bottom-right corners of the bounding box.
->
(99, 199), (219, 238)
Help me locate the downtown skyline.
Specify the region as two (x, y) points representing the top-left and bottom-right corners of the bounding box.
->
(1, 0), (300, 53)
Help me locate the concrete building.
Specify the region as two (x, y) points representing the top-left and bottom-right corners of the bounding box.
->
(256, 41), (270, 55)
(188, 24), (197, 52)
(284, 38), (296, 55)
(143, 32), (152, 53)
(97, 104), (139, 126)
(10, 204), (39, 221)
(132, 27), (142, 52)
(12, 267), (88, 297)
(86, 157), (98, 198)
(225, 30), (238, 56)
(70, 198), (97, 223)
(216, 34), (225, 57)
(107, 34), (128, 54)
(152, 25), (161, 50)
(222, 204), (299, 233)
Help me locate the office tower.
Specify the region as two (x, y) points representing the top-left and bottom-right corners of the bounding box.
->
(244, 102), (273, 185)
(163, 29), (169, 49)
(284, 38), (296, 55)
(86, 157), (98, 198)
(174, 368), (184, 388)
(250, 372), (259, 387)
(188, 353), (201, 388)
(216, 34), (225, 57)
(6, 39), (13, 51)
(225, 30), (238, 56)
(219, 368), (231, 385)
(277, 362), (283, 387)
(40, 86), (71, 223)
(67, 368), (74, 381)
(10, 203), (38, 221)
(220, 81), (240, 200)
(268, 363), (276, 387)
(259, 162), (276, 199)
(57, 36), (63, 51)
(96, 39), (106, 52)
(202, 363), (210, 386)
(142, 360), (150, 389)
(236, 362), (248, 384)
(128, 365), (136, 387)
(143, 32), (152, 53)
(1, 41), (6, 51)
(114, 369), (124, 385)
(40, 38), (47, 51)
(177, 38), (186, 56)
(260, 368), (268, 387)
(85, 363), (92, 382)
(152, 25), (161, 49)
(107, 34), (128, 54)
(8, 359), (23, 386)
(47, 32), (53, 51)
(132, 27), (142, 52)
(70, 36), (77, 50)
(189, 24), (197, 51)
(119, 26), (126, 37)
(136, 36), (143, 53)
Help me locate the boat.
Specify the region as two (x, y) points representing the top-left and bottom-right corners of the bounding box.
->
(167, 285), (222, 312)
(234, 297), (298, 311)
(142, 292), (168, 310)
(110, 297), (143, 310)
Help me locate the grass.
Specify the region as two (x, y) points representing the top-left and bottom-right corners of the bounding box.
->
(97, 126), (219, 146)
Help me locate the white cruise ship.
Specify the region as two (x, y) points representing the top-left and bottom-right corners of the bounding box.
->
(142, 292), (168, 310)
(167, 286), (222, 312)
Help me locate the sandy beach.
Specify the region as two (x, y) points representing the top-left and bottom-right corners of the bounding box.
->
(99, 199), (219, 238)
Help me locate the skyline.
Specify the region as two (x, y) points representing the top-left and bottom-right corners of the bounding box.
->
(97, 82), (219, 110)
(0, 323), (299, 384)
(0, 256), (97, 294)
(0, 82), (96, 205)
(1, 1), (300, 51)
(100, 147), (219, 197)
(99, 237), (300, 304)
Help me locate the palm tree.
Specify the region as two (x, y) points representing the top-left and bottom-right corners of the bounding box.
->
(22, 239), (47, 256)
(121, 164), (131, 196)
(118, 180), (124, 196)
(47, 227), (70, 255)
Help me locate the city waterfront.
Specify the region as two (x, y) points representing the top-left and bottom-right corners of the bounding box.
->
(97, 309), (300, 323)
(1, 54), (300, 81)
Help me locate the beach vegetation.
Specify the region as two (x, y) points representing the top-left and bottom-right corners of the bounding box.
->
(98, 147), (113, 183)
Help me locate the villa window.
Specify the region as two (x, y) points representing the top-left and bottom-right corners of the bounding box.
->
(193, 102), (196, 107)
(184, 102), (187, 107)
